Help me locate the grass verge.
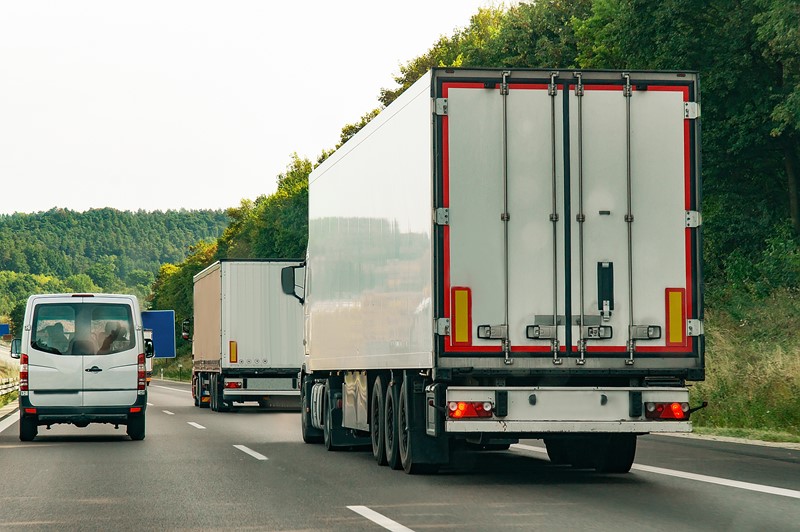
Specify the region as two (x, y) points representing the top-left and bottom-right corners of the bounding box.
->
(690, 287), (800, 440)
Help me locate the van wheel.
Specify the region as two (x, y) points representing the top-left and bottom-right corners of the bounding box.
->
(19, 415), (38, 442)
(127, 415), (146, 441)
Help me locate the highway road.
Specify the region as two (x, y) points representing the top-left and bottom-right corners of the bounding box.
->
(1, 382), (798, 531)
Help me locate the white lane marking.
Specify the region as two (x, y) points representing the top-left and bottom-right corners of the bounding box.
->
(234, 444), (268, 461)
(187, 422), (206, 429)
(511, 443), (800, 499)
(0, 409), (19, 434)
(632, 464), (800, 500)
(147, 402), (154, 406)
(348, 506), (414, 532)
(151, 385), (192, 394)
(163, 410), (175, 415)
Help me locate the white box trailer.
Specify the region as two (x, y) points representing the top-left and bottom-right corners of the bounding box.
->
(283, 68), (704, 473)
(191, 259), (304, 411)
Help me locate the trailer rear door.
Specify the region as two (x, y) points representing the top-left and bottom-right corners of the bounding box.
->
(436, 70), (702, 372)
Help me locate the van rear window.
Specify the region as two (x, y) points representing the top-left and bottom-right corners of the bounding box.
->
(31, 303), (135, 356)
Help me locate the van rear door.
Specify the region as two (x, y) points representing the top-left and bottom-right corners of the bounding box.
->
(27, 298), (84, 408)
(79, 299), (139, 407)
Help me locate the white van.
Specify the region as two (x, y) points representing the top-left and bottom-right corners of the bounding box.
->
(10, 293), (154, 441)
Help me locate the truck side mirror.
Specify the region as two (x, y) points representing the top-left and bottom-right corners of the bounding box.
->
(181, 319), (191, 342)
(144, 338), (155, 358)
(10, 338), (21, 359)
(281, 266), (304, 304)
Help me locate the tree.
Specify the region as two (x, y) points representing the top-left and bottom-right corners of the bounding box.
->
(755, 0), (800, 233)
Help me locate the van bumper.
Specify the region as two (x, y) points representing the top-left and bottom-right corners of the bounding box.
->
(19, 394), (147, 426)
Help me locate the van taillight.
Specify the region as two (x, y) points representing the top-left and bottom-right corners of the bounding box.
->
(20, 354), (29, 396)
(137, 353), (146, 395)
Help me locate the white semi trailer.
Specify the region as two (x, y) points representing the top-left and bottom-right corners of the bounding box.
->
(191, 259), (304, 411)
(282, 68), (705, 473)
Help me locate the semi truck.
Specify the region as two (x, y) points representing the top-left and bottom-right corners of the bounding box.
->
(190, 259), (304, 411)
(282, 67), (705, 473)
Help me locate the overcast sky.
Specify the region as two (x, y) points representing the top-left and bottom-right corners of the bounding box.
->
(0, 1), (502, 215)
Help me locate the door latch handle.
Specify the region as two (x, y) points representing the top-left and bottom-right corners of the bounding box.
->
(85, 366), (102, 373)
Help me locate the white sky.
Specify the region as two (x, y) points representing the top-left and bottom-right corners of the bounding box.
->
(0, 1), (504, 215)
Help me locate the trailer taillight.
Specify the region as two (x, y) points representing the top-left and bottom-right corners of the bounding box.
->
(224, 379), (242, 389)
(645, 401), (690, 420)
(447, 401), (493, 419)
(137, 353), (146, 395)
(20, 354), (29, 396)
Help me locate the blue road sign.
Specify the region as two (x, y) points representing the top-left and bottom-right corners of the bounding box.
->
(141, 310), (176, 358)
(0, 324), (9, 335)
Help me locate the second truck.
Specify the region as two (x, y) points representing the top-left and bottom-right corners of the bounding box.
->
(283, 67), (705, 473)
(190, 259), (304, 411)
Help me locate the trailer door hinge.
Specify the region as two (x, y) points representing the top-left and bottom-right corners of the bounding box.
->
(436, 318), (451, 336)
(684, 102), (701, 119)
(685, 210), (702, 228)
(435, 98), (448, 116)
(687, 319), (704, 337)
(435, 208), (450, 225)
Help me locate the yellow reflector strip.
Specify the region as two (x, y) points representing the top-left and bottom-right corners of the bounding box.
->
(451, 287), (471, 345)
(229, 341), (238, 364)
(665, 289), (686, 346)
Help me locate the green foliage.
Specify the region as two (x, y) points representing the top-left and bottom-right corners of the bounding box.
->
(149, 241), (218, 325)
(692, 290), (800, 435)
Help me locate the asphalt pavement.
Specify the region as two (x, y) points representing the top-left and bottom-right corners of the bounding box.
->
(0, 381), (798, 531)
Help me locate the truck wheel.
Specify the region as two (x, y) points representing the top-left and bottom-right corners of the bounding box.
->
(198, 372), (210, 409)
(322, 381), (341, 452)
(398, 379), (439, 475)
(301, 384), (323, 444)
(384, 380), (402, 469)
(127, 415), (146, 441)
(544, 438), (570, 465)
(594, 434), (636, 474)
(19, 415), (38, 442)
(210, 374), (219, 411)
(371, 376), (387, 465)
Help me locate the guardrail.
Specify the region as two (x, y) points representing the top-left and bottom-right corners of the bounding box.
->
(0, 378), (19, 397)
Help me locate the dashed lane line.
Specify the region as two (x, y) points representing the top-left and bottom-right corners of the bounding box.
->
(163, 410), (175, 415)
(187, 422), (206, 430)
(510, 443), (800, 500)
(234, 444), (268, 461)
(348, 506), (414, 532)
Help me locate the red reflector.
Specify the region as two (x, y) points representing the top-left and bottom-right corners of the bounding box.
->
(130, 407), (142, 413)
(24, 408), (37, 414)
(224, 381), (242, 389)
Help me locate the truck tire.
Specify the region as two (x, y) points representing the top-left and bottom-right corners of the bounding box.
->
(544, 438), (570, 465)
(371, 375), (387, 465)
(127, 415), (146, 441)
(594, 434), (636, 474)
(19, 415), (38, 442)
(210, 374), (218, 411)
(384, 380), (402, 470)
(301, 383), (323, 444)
(198, 372), (210, 409)
(398, 379), (439, 475)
